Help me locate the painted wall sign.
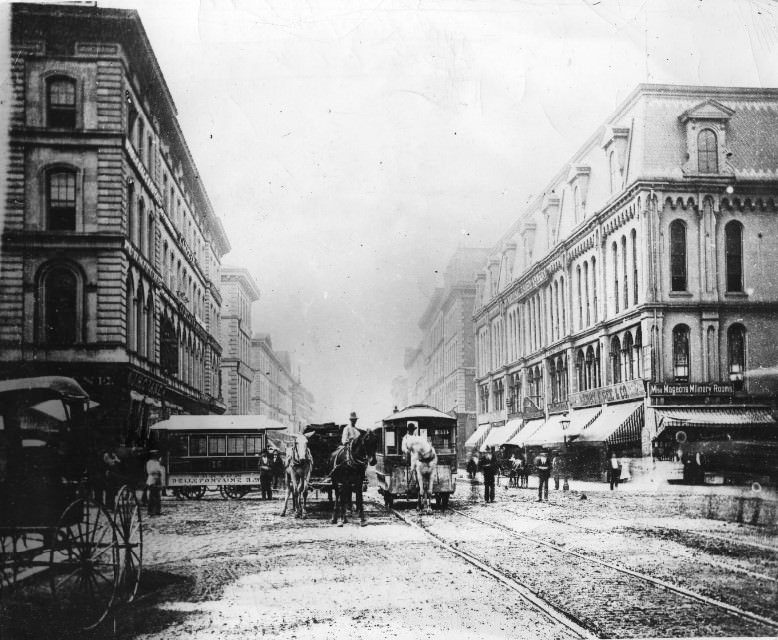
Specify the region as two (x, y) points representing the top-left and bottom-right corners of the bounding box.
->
(169, 473), (262, 486)
(570, 378), (645, 407)
(648, 382), (734, 396)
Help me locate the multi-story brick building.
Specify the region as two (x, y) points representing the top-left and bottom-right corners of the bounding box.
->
(474, 84), (778, 476)
(403, 247), (488, 462)
(220, 267), (260, 414)
(250, 334), (314, 433)
(1, 3), (231, 446)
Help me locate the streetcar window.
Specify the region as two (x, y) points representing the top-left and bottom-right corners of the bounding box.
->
(208, 436), (226, 455)
(169, 434), (188, 456)
(227, 435), (245, 455)
(430, 428), (451, 450)
(246, 436), (262, 454)
(190, 436), (207, 456)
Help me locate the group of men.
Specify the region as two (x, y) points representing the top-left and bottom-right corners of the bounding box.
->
(467, 448), (563, 503)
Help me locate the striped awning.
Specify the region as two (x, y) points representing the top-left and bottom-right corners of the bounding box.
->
(524, 414), (568, 446)
(464, 423), (492, 448)
(654, 407), (776, 429)
(576, 401), (644, 445)
(480, 420), (523, 451)
(506, 418), (545, 446)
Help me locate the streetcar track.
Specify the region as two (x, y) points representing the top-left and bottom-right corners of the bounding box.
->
(498, 502), (778, 585)
(386, 505), (597, 640)
(450, 505), (778, 632)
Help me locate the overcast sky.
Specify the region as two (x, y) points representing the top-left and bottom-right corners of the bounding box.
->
(86, 0), (778, 423)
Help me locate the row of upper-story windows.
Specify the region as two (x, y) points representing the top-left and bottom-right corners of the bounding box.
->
(670, 219), (743, 293)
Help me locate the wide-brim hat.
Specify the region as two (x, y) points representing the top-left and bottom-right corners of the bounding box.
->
(349, 411), (358, 420)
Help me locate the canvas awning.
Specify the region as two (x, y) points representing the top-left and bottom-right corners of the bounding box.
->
(505, 418), (545, 446)
(480, 420), (523, 451)
(525, 414), (568, 446)
(464, 423), (491, 448)
(524, 406), (604, 447)
(575, 401), (645, 445)
(653, 407), (776, 430)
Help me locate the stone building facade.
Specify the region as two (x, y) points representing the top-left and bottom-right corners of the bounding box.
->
(0, 3), (231, 446)
(220, 267), (260, 414)
(474, 84), (778, 473)
(404, 247), (488, 462)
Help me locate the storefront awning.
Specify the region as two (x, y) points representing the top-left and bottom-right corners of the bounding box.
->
(653, 407), (776, 430)
(480, 420), (523, 451)
(524, 414), (568, 446)
(576, 401), (644, 446)
(505, 418), (545, 447)
(464, 423), (491, 448)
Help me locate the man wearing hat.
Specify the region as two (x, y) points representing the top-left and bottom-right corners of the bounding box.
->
(341, 411), (362, 445)
(145, 450), (164, 516)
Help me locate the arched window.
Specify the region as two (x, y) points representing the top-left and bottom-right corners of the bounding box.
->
(147, 211), (155, 262)
(135, 198), (144, 249)
(612, 242), (619, 314)
(623, 331), (634, 381)
(634, 327), (643, 379)
(621, 236), (628, 310)
(698, 129), (718, 173)
(576, 265), (582, 329)
(672, 324), (690, 382)
(558, 356), (567, 400)
(47, 169), (77, 230)
(560, 276), (566, 335)
(727, 324), (746, 388)
(631, 229), (638, 305)
(576, 349), (585, 392)
(127, 182), (135, 241)
(146, 292), (155, 362)
(670, 220), (687, 292)
(159, 318), (178, 376)
(47, 76), (76, 128)
(126, 277), (136, 351)
(573, 185), (582, 222)
(591, 257), (598, 322)
(584, 261), (590, 326)
(725, 221), (743, 292)
(609, 150), (620, 193)
(610, 335), (622, 383)
(585, 346), (595, 390)
(549, 359), (557, 402)
(136, 283), (145, 356)
(41, 267), (79, 344)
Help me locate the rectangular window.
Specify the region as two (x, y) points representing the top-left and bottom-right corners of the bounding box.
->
(190, 436), (207, 456)
(47, 78), (76, 128)
(227, 435), (245, 455)
(208, 436), (226, 455)
(246, 435), (263, 454)
(48, 172), (77, 230)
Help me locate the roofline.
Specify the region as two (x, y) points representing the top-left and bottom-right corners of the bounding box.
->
(221, 266), (261, 301)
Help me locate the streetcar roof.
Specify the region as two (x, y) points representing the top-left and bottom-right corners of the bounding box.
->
(0, 376), (89, 399)
(382, 404), (456, 423)
(149, 414), (288, 432)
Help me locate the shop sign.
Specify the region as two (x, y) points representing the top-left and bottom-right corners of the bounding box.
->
(648, 382), (734, 396)
(570, 379), (645, 408)
(170, 473), (261, 486)
(127, 370), (165, 397)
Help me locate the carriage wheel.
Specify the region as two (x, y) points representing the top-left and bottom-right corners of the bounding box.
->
(187, 486), (206, 500)
(220, 485), (248, 500)
(49, 498), (119, 631)
(114, 486), (143, 603)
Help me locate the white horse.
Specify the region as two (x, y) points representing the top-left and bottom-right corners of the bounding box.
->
(281, 433), (313, 519)
(403, 435), (437, 514)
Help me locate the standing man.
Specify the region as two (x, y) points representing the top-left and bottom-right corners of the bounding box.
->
(608, 451), (622, 490)
(341, 411), (361, 445)
(258, 451), (274, 499)
(534, 448), (551, 502)
(271, 449), (285, 490)
(551, 451), (561, 491)
(145, 450), (163, 517)
(478, 447), (497, 503)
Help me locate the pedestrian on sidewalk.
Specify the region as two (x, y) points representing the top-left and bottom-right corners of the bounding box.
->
(145, 450), (163, 516)
(608, 451), (622, 490)
(479, 447), (498, 503)
(259, 451), (274, 499)
(272, 449), (285, 490)
(466, 455), (477, 480)
(534, 449), (551, 502)
(551, 451), (561, 490)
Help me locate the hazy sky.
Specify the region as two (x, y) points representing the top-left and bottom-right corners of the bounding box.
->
(95, 0), (778, 424)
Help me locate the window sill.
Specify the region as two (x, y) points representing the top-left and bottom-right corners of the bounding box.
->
(668, 291), (693, 298)
(724, 291), (748, 298)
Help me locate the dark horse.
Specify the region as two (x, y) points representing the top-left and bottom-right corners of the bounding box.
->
(329, 430), (378, 527)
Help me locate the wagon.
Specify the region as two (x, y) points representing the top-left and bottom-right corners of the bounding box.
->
(149, 414), (289, 499)
(0, 376), (142, 630)
(375, 404), (458, 510)
(303, 422), (368, 500)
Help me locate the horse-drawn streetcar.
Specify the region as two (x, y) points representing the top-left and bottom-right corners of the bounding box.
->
(375, 404), (457, 510)
(149, 415), (288, 499)
(0, 376), (142, 630)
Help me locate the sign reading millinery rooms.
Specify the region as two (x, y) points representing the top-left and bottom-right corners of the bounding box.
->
(649, 382), (734, 396)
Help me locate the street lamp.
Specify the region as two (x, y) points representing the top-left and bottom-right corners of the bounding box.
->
(560, 415), (571, 492)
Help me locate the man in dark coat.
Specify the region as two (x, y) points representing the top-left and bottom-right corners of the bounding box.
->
(478, 448), (498, 503)
(534, 448), (551, 502)
(258, 451), (274, 499)
(271, 449), (285, 490)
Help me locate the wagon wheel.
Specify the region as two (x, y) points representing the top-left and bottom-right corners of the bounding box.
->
(49, 498), (119, 631)
(113, 485), (143, 603)
(219, 485), (248, 500)
(186, 486), (206, 500)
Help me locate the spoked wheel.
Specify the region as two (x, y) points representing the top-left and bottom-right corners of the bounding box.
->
(219, 485), (249, 500)
(49, 498), (119, 631)
(113, 485), (143, 603)
(180, 486), (206, 500)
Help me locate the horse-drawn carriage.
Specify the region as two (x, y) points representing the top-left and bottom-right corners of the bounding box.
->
(149, 414), (288, 499)
(0, 376), (142, 630)
(375, 404), (457, 510)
